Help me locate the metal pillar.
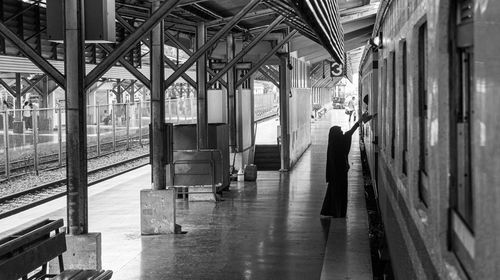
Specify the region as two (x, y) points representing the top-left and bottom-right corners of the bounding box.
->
(226, 34), (236, 149)
(150, 0), (166, 190)
(64, 0), (88, 235)
(15, 73), (21, 120)
(196, 22), (208, 149)
(116, 79), (122, 103)
(279, 54), (290, 171)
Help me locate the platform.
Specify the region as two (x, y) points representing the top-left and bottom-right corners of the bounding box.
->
(0, 109), (372, 279)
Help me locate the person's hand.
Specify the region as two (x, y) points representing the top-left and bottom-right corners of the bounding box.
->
(361, 112), (376, 123)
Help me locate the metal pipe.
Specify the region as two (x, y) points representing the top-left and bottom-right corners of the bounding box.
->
(139, 101), (143, 147)
(33, 108), (39, 175)
(96, 105), (101, 156)
(4, 111), (10, 179)
(112, 104), (116, 152)
(58, 106), (62, 166)
(126, 103), (130, 150)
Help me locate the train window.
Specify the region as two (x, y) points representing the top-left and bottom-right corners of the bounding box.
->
(401, 40), (408, 175)
(390, 51), (396, 159)
(417, 21), (429, 205)
(381, 58), (388, 152)
(450, 0), (474, 276)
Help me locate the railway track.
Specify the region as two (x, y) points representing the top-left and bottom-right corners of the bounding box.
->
(0, 138), (149, 182)
(0, 154), (149, 219)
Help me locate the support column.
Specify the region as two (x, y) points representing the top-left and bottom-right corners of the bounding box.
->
(150, 1), (166, 190)
(116, 79), (122, 103)
(279, 54), (290, 171)
(61, 0), (102, 271)
(197, 22), (208, 149)
(141, 0), (179, 235)
(65, 0), (88, 236)
(13, 73), (23, 133)
(15, 73), (21, 120)
(226, 34), (236, 149)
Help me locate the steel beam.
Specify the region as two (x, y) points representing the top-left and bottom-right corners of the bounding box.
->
(98, 43), (151, 89)
(114, 15), (195, 88)
(164, 0), (262, 89)
(21, 74), (46, 95)
(150, 1), (166, 190)
(236, 30), (297, 87)
(65, 0), (88, 235)
(258, 68), (279, 88)
(0, 22), (65, 88)
(226, 34), (236, 149)
(207, 15), (284, 88)
(0, 78), (16, 97)
(163, 31), (225, 88)
(208, 8), (276, 27)
(85, 0), (183, 90)
(196, 22), (208, 149)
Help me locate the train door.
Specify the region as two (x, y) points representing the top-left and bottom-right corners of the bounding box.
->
(449, 0), (474, 276)
(371, 51), (379, 189)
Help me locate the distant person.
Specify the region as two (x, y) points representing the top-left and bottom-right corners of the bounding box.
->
(321, 112), (376, 218)
(345, 96), (356, 122)
(103, 110), (111, 125)
(22, 101), (33, 130)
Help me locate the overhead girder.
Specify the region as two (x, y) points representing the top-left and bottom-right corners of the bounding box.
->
(164, 0), (263, 89)
(236, 30), (297, 88)
(207, 15), (284, 88)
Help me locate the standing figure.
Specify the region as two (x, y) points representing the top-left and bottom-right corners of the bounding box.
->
(345, 96), (356, 122)
(320, 112), (375, 218)
(22, 101), (33, 130)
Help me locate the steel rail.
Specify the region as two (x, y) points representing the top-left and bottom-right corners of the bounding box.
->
(0, 155), (150, 219)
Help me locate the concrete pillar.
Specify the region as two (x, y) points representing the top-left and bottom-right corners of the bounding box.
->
(197, 22), (208, 149)
(279, 55), (290, 171)
(226, 34), (236, 150)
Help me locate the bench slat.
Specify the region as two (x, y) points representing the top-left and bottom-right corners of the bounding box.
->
(0, 219), (52, 245)
(53, 269), (112, 280)
(0, 232), (66, 280)
(0, 219), (64, 257)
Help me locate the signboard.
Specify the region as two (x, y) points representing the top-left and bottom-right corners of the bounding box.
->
(330, 61), (344, 77)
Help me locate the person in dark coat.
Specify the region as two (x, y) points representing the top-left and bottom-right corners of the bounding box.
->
(321, 112), (375, 218)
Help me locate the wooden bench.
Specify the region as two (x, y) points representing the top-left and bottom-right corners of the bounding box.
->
(0, 219), (112, 280)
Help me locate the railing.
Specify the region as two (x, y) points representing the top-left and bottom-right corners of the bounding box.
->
(0, 99), (199, 180)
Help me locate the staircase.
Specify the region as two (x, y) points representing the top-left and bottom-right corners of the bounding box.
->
(253, 144), (281, 171)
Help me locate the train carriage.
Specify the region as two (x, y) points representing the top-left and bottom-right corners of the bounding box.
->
(358, 0), (500, 279)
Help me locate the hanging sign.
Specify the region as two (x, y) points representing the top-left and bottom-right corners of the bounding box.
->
(330, 61), (343, 77)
